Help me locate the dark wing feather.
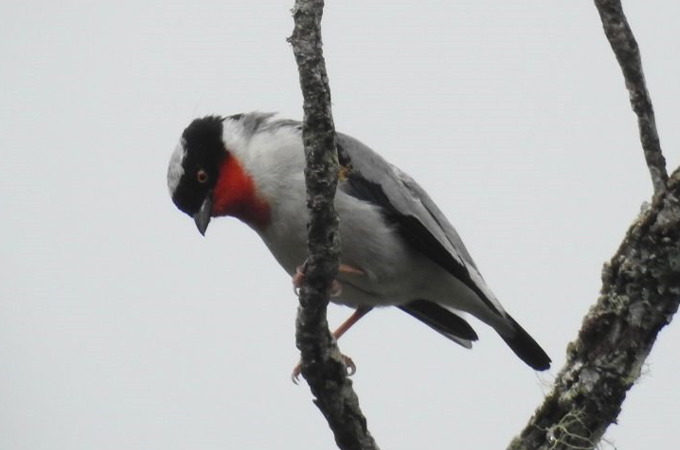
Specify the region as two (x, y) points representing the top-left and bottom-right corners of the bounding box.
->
(399, 300), (478, 346)
(500, 314), (551, 370)
(336, 133), (501, 315)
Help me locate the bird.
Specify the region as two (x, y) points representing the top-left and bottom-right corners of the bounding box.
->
(167, 112), (551, 375)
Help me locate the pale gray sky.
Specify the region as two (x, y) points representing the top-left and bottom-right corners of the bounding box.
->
(1, 1), (678, 449)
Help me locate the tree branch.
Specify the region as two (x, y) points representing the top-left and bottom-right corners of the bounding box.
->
(508, 3), (679, 449)
(508, 167), (680, 450)
(289, 1), (379, 449)
(594, 0), (668, 195)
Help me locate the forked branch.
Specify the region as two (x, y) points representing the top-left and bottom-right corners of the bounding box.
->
(509, 2), (678, 449)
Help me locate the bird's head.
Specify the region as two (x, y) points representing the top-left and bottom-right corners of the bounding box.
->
(167, 116), (227, 235)
(167, 115), (270, 235)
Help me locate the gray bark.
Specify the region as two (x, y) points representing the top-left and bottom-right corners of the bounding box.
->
(508, 168), (680, 450)
(594, 0), (668, 195)
(289, 1), (380, 449)
(508, 2), (678, 449)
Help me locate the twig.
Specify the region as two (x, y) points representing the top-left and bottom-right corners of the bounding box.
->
(288, 1), (380, 449)
(594, 0), (668, 195)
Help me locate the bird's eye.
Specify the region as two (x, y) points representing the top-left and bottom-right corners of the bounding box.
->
(197, 169), (209, 183)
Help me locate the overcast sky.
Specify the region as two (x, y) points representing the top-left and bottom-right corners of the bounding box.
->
(1, 1), (679, 449)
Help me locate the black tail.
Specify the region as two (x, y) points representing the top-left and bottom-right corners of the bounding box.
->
(501, 314), (551, 371)
(399, 300), (479, 345)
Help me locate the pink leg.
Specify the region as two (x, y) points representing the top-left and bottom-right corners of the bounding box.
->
(332, 306), (372, 340)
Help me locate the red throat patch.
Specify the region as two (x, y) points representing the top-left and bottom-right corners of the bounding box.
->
(211, 155), (271, 229)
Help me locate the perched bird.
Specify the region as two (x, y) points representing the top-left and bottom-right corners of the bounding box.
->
(167, 112), (551, 372)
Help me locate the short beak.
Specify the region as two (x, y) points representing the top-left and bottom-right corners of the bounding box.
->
(193, 194), (213, 236)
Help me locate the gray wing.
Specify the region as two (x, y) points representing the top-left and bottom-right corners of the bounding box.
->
(336, 132), (501, 315)
(336, 133), (552, 370)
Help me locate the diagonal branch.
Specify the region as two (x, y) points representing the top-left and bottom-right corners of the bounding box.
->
(508, 168), (680, 450)
(509, 3), (679, 449)
(595, 0), (668, 195)
(289, 1), (380, 449)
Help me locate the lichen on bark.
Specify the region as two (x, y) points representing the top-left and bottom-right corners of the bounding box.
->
(509, 168), (680, 450)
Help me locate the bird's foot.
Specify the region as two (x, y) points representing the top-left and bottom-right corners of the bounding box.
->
(291, 353), (357, 384)
(292, 262), (364, 297)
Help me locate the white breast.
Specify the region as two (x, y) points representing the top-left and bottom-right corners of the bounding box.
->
(223, 118), (485, 314)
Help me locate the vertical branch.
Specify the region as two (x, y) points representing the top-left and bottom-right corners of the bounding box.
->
(289, 1), (380, 449)
(595, 0), (668, 195)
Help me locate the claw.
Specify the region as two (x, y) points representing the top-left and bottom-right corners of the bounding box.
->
(330, 279), (342, 297)
(292, 265), (306, 296)
(290, 353), (357, 384)
(341, 354), (356, 376)
(291, 363), (302, 384)
(292, 262), (346, 297)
